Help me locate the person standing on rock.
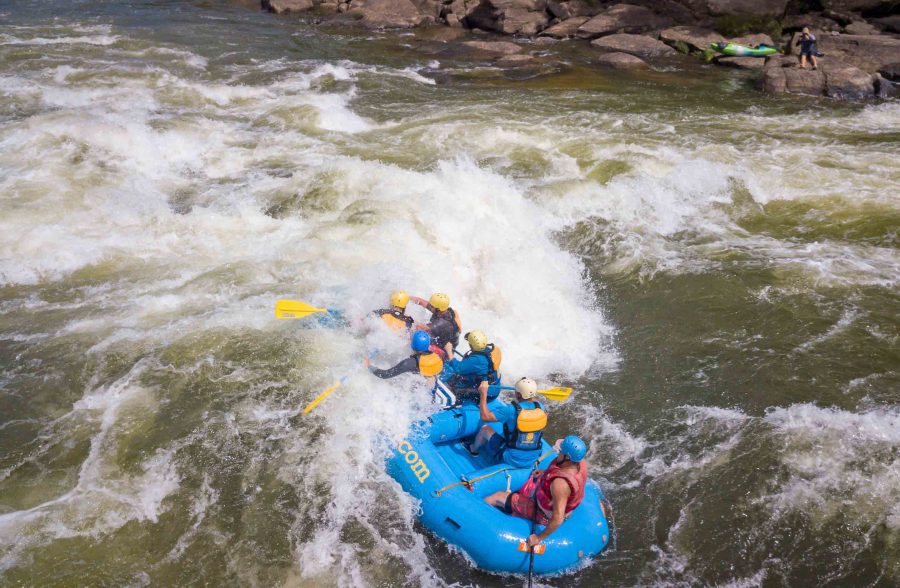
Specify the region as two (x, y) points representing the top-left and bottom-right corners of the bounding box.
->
(796, 27), (819, 70)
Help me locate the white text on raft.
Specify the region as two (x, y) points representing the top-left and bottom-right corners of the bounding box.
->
(397, 440), (430, 483)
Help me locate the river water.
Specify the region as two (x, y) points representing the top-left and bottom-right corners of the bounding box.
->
(1, 0), (898, 585)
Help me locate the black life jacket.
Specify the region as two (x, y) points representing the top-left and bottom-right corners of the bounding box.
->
(429, 307), (461, 348)
(503, 400), (547, 452)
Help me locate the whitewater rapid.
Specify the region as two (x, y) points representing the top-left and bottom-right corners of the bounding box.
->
(1, 7), (898, 587)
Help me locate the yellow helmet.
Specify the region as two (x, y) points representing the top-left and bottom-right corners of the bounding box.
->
(390, 290), (409, 309)
(429, 293), (450, 312)
(465, 330), (488, 352)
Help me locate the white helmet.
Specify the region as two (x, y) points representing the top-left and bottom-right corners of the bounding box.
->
(515, 377), (538, 400)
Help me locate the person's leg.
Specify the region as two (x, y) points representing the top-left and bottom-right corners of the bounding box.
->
(811, 54), (818, 69)
(469, 425), (495, 454)
(484, 490), (511, 508)
(800, 54), (807, 69)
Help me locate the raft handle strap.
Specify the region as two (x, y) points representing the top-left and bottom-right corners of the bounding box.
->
(430, 449), (558, 498)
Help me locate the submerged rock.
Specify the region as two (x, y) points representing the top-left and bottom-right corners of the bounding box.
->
(590, 34), (676, 58)
(597, 51), (650, 69)
(716, 56), (765, 69)
(461, 40), (523, 54)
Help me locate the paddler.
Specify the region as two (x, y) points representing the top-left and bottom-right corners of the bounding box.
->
(439, 330), (501, 403)
(367, 330), (444, 379)
(372, 290), (415, 331)
(464, 377), (546, 468)
(408, 292), (460, 357)
(484, 436), (590, 549)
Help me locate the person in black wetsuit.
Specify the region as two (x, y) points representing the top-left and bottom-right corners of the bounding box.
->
(371, 290), (415, 331)
(796, 27), (818, 70)
(408, 292), (461, 358)
(368, 330), (444, 380)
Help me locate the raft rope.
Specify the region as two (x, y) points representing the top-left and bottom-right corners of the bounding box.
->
(431, 449), (557, 498)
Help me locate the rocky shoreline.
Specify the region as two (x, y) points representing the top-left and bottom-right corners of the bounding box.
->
(262, 0), (900, 100)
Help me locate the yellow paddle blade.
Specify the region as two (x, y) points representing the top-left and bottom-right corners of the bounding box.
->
(302, 380), (343, 414)
(539, 387), (573, 401)
(275, 299), (327, 319)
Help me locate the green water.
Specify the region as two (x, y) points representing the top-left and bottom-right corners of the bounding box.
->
(0, 1), (898, 586)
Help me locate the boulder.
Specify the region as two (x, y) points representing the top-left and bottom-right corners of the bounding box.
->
(461, 40), (524, 54)
(546, 0), (600, 19)
(817, 34), (900, 73)
(762, 59), (877, 99)
(262, 0), (315, 13)
(497, 8), (550, 34)
(707, 0), (787, 16)
(716, 56), (766, 69)
(731, 33), (775, 47)
(875, 74), (897, 98)
(764, 54), (799, 68)
(783, 13), (843, 33)
(576, 4), (668, 39)
(591, 33), (677, 57)
(823, 62), (876, 98)
(539, 16), (591, 38)
(843, 21), (880, 35)
(879, 62), (900, 81)
(659, 26), (725, 51)
(597, 51), (650, 69)
(820, 0), (897, 12)
(872, 15), (900, 33)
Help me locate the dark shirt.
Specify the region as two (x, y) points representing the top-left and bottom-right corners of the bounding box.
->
(796, 34), (817, 55)
(427, 308), (460, 348)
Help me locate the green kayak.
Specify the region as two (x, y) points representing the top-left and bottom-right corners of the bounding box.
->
(711, 42), (779, 57)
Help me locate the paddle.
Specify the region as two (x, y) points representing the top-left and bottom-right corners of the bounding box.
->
(275, 299), (335, 319)
(488, 385), (573, 401)
(301, 352), (376, 415)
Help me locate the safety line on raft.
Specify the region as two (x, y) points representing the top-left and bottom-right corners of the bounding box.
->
(431, 449), (557, 498)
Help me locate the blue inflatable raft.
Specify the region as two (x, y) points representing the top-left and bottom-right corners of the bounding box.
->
(386, 398), (611, 575)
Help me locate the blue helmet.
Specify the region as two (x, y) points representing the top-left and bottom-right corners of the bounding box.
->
(559, 435), (588, 462)
(411, 330), (431, 353)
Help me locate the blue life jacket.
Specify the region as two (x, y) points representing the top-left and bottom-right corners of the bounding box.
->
(442, 344), (500, 390)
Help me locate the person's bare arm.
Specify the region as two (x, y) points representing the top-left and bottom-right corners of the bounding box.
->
(479, 381), (497, 422)
(527, 479), (571, 547)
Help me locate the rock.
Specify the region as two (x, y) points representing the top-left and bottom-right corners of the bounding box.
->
(730, 33), (775, 48)
(707, 0), (787, 17)
(461, 40), (524, 54)
(817, 34), (900, 73)
(716, 56), (766, 69)
(783, 13), (842, 33)
(660, 26), (725, 52)
(263, 0), (315, 13)
(762, 66), (826, 95)
(762, 60), (877, 99)
(496, 53), (536, 66)
(843, 21), (880, 35)
(497, 8), (550, 34)
(539, 16), (591, 38)
(590, 33), (677, 57)
(872, 15), (900, 34)
(546, 0), (599, 19)
(533, 36), (560, 44)
(576, 4), (667, 39)
(597, 51), (650, 69)
(821, 0), (896, 12)
(764, 54), (799, 68)
(348, 0), (428, 27)
(879, 62), (900, 82)
(822, 8), (857, 26)
(824, 62), (876, 99)
(875, 73), (897, 98)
